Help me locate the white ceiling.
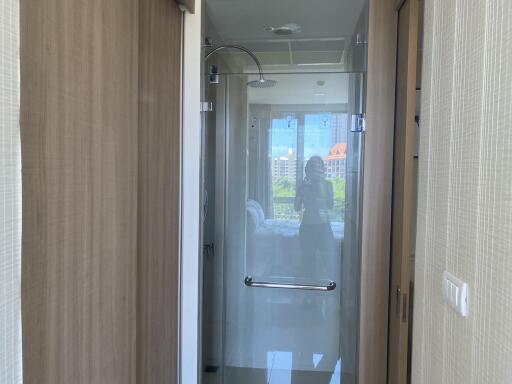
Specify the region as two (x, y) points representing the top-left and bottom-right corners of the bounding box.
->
(205, 0), (366, 42)
(204, 0), (367, 67)
(247, 73), (349, 105)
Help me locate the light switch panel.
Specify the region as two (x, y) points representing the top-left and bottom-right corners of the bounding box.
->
(442, 271), (469, 317)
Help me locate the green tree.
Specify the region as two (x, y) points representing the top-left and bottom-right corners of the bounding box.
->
(272, 178), (295, 197)
(272, 178), (297, 219)
(331, 177), (346, 222)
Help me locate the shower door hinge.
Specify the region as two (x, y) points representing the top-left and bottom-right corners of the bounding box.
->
(351, 113), (366, 132)
(396, 286), (409, 323)
(200, 101), (214, 112)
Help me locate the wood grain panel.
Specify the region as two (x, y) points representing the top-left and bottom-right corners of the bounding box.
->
(137, 0), (182, 383)
(388, 0), (419, 382)
(20, 1), (139, 383)
(359, 0), (397, 383)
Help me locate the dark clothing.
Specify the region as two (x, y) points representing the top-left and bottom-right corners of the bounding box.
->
(299, 222), (334, 257)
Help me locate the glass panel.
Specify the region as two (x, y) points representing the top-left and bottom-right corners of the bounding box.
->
(204, 72), (365, 384)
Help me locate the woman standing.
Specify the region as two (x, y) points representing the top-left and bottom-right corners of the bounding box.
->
(294, 156), (335, 278)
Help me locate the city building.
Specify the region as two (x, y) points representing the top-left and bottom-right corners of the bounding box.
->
(324, 143), (347, 179)
(272, 148), (297, 181)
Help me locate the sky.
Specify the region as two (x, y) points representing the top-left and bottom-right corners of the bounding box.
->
(271, 113), (333, 158)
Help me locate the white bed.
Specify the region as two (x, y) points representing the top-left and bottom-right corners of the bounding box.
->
(246, 200), (344, 278)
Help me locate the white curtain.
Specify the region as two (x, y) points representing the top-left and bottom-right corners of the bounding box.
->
(248, 104), (274, 218)
(0, 0), (22, 382)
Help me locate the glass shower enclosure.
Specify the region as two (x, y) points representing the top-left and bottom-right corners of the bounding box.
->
(201, 71), (365, 384)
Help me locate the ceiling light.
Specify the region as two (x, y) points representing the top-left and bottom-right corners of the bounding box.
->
(264, 23), (302, 36)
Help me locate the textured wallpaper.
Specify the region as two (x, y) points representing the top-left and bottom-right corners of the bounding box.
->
(0, 0), (22, 382)
(412, 0), (512, 383)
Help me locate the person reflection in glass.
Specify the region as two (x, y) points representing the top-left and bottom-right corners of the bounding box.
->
(294, 156), (335, 278)
(293, 156), (339, 383)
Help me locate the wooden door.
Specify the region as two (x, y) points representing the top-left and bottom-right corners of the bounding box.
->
(388, 0), (419, 383)
(358, 0), (400, 383)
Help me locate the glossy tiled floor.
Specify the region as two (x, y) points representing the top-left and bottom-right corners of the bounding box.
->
(204, 365), (354, 384)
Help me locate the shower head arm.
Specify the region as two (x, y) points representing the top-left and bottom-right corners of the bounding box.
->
(205, 44), (265, 81)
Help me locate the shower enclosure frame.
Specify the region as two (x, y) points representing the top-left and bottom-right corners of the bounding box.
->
(207, 71), (365, 383)
(179, 0), (399, 383)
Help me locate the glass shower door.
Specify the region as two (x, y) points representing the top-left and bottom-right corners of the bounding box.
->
(214, 72), (365, 384)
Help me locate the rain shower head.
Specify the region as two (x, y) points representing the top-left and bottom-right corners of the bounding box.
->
(205, 44), (278, 88)
(247, 78), (278, 88)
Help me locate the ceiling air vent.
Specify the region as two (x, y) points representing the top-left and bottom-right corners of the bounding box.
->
(264, 23), (302, 36)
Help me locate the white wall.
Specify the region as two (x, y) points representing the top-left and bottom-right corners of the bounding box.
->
(181, 2), (202, 383)
(413, 0), (512, 383)
(0, 0), (22, 382)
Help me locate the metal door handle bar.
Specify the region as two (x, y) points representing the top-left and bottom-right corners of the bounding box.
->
(244, 276), (336, 291)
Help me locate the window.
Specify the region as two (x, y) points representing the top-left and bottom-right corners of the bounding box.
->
(271, 114), (298, 220)
(270, 111), (348, 223)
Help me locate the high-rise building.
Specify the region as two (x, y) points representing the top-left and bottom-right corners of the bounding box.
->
(324, 143), (347, 179)
(330, 113), (348, 147)
(272, 148), (297, 181)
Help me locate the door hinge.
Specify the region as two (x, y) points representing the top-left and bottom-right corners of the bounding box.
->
(396, 286), (408, 323)
(396, 287), (401, 317)
(351, 113), (366, 132)
(200, 101), (214, 112)
(402, 292), (408, 323)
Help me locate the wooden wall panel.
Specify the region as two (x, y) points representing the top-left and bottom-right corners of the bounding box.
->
(388, 1), (419, 382)
(20, 1), (139, 383)
(137, 0), (182, 383)
(359, 0), (397, 383)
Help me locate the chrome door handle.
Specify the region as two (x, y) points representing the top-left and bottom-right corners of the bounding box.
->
(244, 276), (336, 291)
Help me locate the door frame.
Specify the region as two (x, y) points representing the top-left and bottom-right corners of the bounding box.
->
(180, 2), (202, 384)
(387, 0), (420, 383)
(179, 0), (398, 382)
(358, 0), (398, 383)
